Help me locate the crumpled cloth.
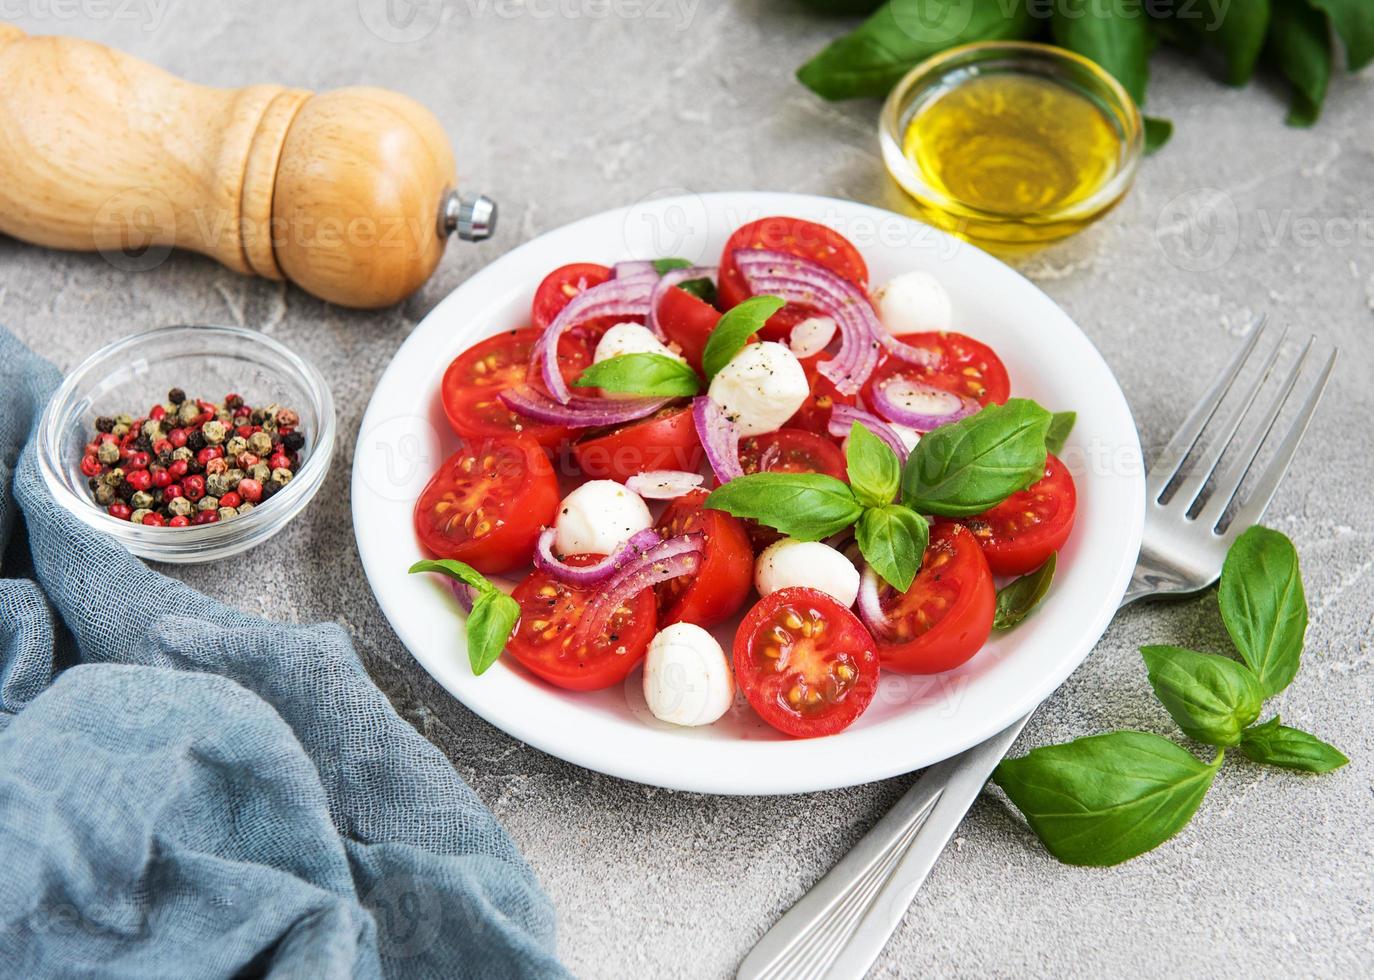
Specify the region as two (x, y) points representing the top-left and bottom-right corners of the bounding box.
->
(0, 326), (570, 979)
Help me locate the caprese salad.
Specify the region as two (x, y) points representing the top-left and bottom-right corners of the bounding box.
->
(409, 216), (1077, 739)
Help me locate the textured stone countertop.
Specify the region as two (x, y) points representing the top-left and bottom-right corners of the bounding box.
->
(3, 3), (1371, 977)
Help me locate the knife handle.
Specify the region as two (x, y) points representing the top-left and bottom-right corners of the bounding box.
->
(0, 24), (479, 309)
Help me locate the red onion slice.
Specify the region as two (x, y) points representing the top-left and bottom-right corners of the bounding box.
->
(856, 563), (897, 640)
(613, 260), (656, 279)
(625, 470), (705, 499)
(538, 276), (657, 403)
(576, 532), (706, 643)
(691, 396), (744, 484)
(534, 526), (661, 585)
(499, 385), (671, 428)
(647, 265), (717, 340)
(869, 377), (978, 432)
(828, 404), (911, 462)
(448, 579), (478, 613)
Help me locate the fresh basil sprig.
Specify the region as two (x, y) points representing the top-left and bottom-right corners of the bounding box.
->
(704, 471), (862, 542)
(574, 352), (701, 398)
(994, 526), (1347, 866)
(993, 554), (1056, 631)
(651, 257), (716, 303)
(846, 422), (901, 508)
(856, 505), (928, 592)
(409, 559), (520, 676)
(701, 295), (785, 381)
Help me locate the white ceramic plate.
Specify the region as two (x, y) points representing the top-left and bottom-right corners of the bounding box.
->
(352, 192), (1144, 795)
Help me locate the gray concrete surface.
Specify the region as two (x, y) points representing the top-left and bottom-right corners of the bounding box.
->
(4, 3), (1372, 977)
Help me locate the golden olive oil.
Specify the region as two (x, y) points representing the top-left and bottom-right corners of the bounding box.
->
(900, 72), (1127, 246)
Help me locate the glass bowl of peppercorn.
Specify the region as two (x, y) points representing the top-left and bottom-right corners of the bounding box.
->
(36, 325), (335, 563)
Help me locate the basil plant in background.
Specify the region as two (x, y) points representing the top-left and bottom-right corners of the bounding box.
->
(794, 0), (1374, 146)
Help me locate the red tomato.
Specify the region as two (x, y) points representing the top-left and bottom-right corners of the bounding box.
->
(573, 406), (703, 482)
(786, 353), (857, 437)
(507, 556), (658, 691)
(955, 454), (1077, 576)
(413, 436), (559, 574)
(739, 428), (847, 481)
(871, 523), (995, 674)
(531, 262), (613, 331)
(734, 587), (879, 738)
(717, 217), (868, 341)
(654, 489), (753, 628)
(656, 285), (721, 372)
(864, 332), (1010, 408)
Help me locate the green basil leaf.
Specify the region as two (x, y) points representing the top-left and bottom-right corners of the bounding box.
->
(704, 472), (861, 541)
(701, 295), (785, 381)
(1052, 0), (1153, 105)
(993, 553), (1056, 631)
(466, 589), (520, 676)
(1043, 412), (1076, 456)
(652, 258), (693, 273)
(795, 0), (884, 14)
(1140, 645), (1264, 747)
(1172, 0), (1270, 85)
(1239, 716), (1349, 773)
(856, 505), (928, 592)
(993, 732), (1223, 866)
(1266, 0), (1332, 126)
(1307, 0), (1374, 70)
(679, 278), (718, 305)
(797, 0), (1038, 101)
(409, 558), (498, 595)
(846, 422), (901, 508)
(573, 352), (701, 397)
(902, 398), (1051, 517)
(1218, 526), (1307, 698)
(1144, 116), (1173, 153)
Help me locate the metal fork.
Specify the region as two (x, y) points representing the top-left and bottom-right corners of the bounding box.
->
(738, 320), (1337, 980)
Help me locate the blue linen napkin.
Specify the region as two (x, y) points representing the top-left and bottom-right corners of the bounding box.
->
(0, 326), (571, 979)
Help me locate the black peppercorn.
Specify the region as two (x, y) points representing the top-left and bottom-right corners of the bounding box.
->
(225, 394), (244, 409)
(133, 435), (152, 453)
(168, 387), (185, 405)
(116, 480), (135, 501)
(187, 429), (206, 451)
(95, 416), (115, 433)
(261, 480), (280, 500)
(282, 432), (305, 452)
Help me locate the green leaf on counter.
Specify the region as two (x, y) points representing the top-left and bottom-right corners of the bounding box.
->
(1144, 116), (1173, 153)
(856, 504), (929, 591)
(846, 422), (902, 508)
(1141, 645), (1264, 746)
(1239, 716), (1350, 773)
(1266, 0), (1333, 126)
(1173, 0), (1271, 85)
(574, 352), (701, 397)
(1218, 526), (1307, 697)
(1307, 0), (1374, 70)
(1051, 0), (1153, 105)
(993, 553), (1056, 631)
(701, 295), (785, 381)
(705, 471), (862, 541)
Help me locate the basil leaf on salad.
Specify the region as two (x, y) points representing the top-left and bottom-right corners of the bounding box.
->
(701, 295), (785, 381)
(1218, 526), (1307, 697)
(1239, 716), (1350, 773)
(573, 352), (701, 397)
(408, 559), (517, 677)
(409, 558), (495, 594)
(993, 732), (1223, 867)
(902, 398), (1051, 517)
(846, 422), (901, 508)
(856, 504), (928, 592)
(993, 554), (1056, 631)
(651, 257), (716, 303)
(705, 471), (861, 542)
(652, 258), (693, 273)
(1044, 411), (1076, 457)
(1140, 645), (1265, 747)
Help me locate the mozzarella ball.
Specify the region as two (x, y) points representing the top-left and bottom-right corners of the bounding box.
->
(593, 322), (685, 364)
(554, 480), (652, 557)
(788, 316), (837, 359)
(873, 271), (952, 336)
(706, 342), (809, 436)
(754, 538), (861, 608)
(643, 623), (735, 727)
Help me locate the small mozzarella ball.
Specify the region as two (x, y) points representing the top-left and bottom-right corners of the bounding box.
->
(593, 322), (686, 365)
(554, 480), (652, 557)
(643, 623), (735, 727)
(754, 538), (861, 608)
(788, 316), (837, 359)
(873, 271), (952, 337)
(706, 342), (809, 436)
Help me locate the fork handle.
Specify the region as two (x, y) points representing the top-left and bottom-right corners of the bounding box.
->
(737, 716), (1030, 980)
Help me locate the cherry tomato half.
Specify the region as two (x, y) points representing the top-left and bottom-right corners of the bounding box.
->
(870, 523), (995, 674)
(531, 262), (613, 331)
(573, 405), (703, 482)
(734, 587), (879, 738)
(654, 489), (753, 628)
(718, 217), (868, 341)
(955, 453), (1077, 576)
(441, 328), (579, 449)
(508, 555), (658, 691)
(864, 331), (1011, 409)
(656, 284), (721, 373)
(413, 435), (559, 574)
(739, 428), (847, 481)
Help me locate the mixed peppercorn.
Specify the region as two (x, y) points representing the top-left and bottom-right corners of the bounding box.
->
(81, 388), (305, 527)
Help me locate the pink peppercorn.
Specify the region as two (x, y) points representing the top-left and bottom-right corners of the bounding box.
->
(237, 452), (259, 469)
(236, 424), (255, 439)
(197, 446), (223, 465)
(169, 428), (188, 448)
(183, 474), (206, 501)
(237, 478), (263, 503)
(168, 459), (189, 479)
(269, 452), (290, 471)
(142, 512), (166, 527)
(127, 451), (150, 471)
(151, 467), (172, 489)
(163, 483), (183, 500)
(169, 515), (190, 527)
(150, 404), (166, 422)
(153, 438), (173, 455)
(125, 469), (152, 492)
(205, 458), (228, 476)
(108, 502), (132, 520)
(219, 491), (242, 508)
(193, 510), (219, 525)
(80, 454), (102, 477)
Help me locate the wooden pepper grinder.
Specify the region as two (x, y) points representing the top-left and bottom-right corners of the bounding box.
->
(0, 24), (495, 309)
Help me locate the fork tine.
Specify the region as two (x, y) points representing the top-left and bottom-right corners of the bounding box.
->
(1146, 316), (1268, 500)
(1215, 346), (1337, 536)
(1168, 327), (1287, 513)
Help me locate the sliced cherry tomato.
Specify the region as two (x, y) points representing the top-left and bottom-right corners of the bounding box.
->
(871, 523), (995, 674)
(654, 488), (753, 628)
(717, 217), (868, 341)
(955, 454), (1077, 576)
(786, 353), (857, 437)
(573, 405), (703, 482)
(413, 435), (559, 574)
(531, 262), (613, 331)
(734, 587), (879, 738)
(656, 284), (721, 372)
(864, 331), (1010, 408)
(739, 428), (847, 481)
(507, 555), (658, 691)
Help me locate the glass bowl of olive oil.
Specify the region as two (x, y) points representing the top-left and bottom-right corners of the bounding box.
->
(880, 41), (1143, 249)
